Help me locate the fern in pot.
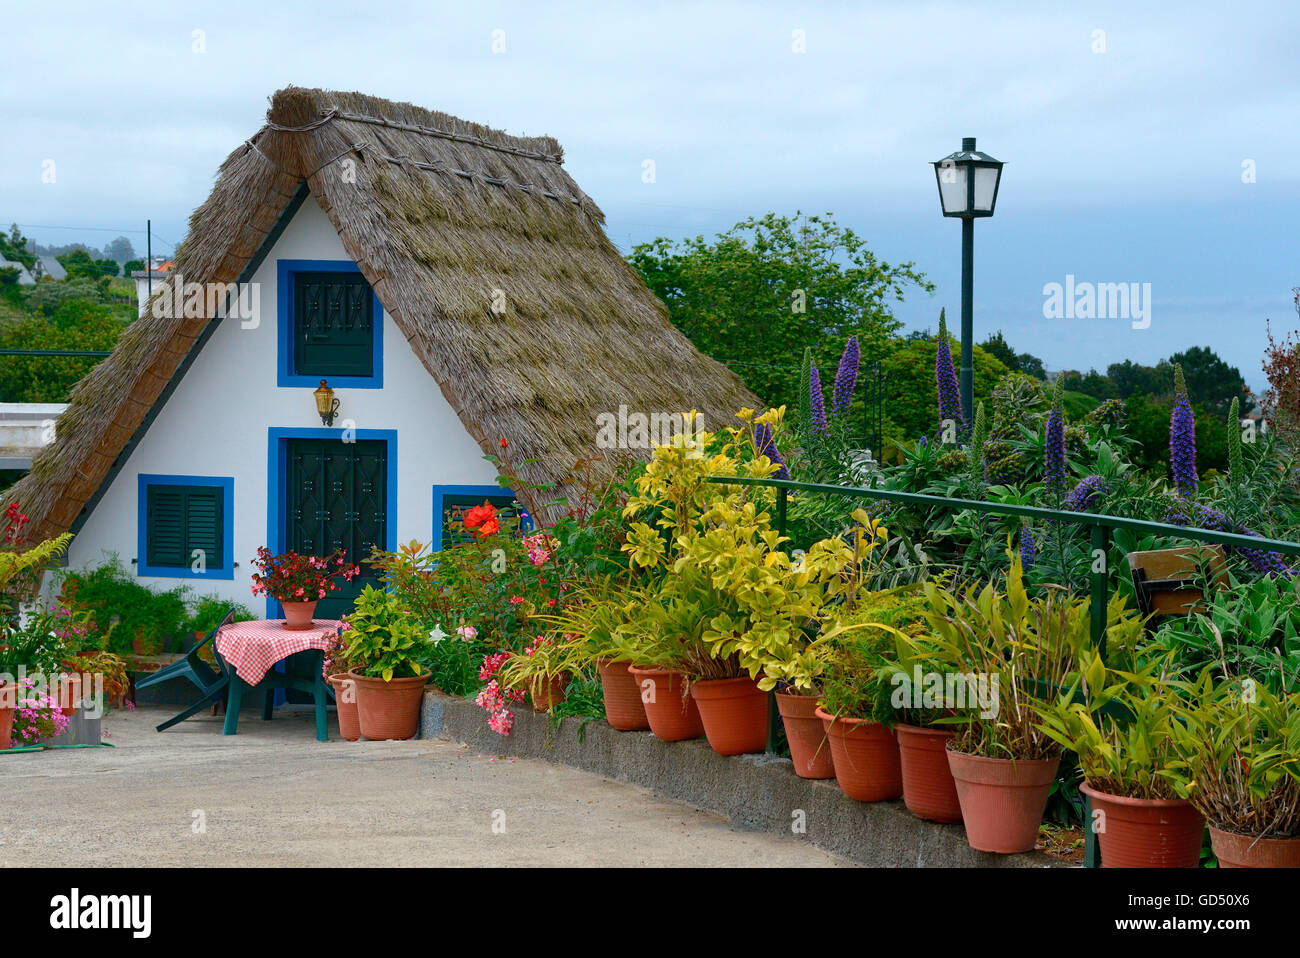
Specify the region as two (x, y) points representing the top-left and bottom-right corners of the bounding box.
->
(1035, 655), (1205, 867)
(1166, 666), (1300, 868)
(915, 554), (1142, 853)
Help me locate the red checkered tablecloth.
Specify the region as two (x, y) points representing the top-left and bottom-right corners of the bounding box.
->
(215, 619), (343, 685)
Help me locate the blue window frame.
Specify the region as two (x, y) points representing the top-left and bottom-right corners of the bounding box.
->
(277, 259), (384, 389)
(432, 484), (533, 552)
(137, 474), (234, 580)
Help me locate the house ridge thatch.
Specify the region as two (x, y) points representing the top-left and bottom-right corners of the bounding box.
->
(7, 86), (759, 543)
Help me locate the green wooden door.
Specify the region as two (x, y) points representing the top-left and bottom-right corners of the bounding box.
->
(284, 438), (388, 620)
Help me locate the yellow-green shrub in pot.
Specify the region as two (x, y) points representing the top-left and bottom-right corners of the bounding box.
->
(618, 410), (789, 756)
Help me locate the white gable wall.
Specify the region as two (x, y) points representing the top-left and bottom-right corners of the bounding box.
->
(65, 195), (499, 613)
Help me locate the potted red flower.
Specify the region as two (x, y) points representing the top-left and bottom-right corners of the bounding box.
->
(250, 547), (360, 630)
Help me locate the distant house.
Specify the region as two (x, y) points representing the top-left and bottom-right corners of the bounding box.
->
(0, 403), (67, 470)
(0, 259), (35, 285)
(131, 265), (172, 317)
(32, 256), (67, 281)
(7, 86), (756, 619)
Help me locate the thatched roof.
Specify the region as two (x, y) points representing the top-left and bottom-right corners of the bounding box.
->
(7, 86), (757, 542)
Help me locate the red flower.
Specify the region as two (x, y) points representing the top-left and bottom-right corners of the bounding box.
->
(500, 438), (508, 449)
(464, 502), (499, 538)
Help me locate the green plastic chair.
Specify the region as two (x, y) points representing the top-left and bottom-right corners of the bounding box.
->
(136, 608), (237, 732)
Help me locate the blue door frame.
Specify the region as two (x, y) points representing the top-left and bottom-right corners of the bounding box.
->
(265, 426), (398, 620)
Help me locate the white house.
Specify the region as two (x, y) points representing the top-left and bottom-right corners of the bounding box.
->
(33, 256), (67, 281)
(7, 87), (755, 619)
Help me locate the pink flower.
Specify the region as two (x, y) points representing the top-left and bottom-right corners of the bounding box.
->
(457, 625), (477, 642)
(508, 596), (524, 605)
(487, 709), (514, 735)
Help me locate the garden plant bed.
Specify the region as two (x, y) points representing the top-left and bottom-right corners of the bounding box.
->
(421, 690), (1065, 869)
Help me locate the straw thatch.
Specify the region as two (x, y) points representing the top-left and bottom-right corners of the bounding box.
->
(6, 87), (758, 542)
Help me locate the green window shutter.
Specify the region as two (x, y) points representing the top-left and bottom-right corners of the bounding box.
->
(146, 486), (187, 567)
(146, 484), (225, 570)
(293, 272), (374, 377)
(185, 487), (224, 570)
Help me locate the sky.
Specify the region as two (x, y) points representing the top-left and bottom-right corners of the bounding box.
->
(2, 0), (1296, 390)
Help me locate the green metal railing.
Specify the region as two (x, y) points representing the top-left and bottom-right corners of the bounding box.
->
(715, 474), (1300, 653)
(709, 473), (1300, 866)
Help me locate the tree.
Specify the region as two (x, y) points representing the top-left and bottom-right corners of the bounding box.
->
(122, 259), (145, 275)
(0, 300), (123, 402)
(1263, 310), (1300, 441)
(93, 258), (120, 278)
(1169, 345), (1247, 417)
(104, 236), (135, 264)
(1062, 368), (1117, 401)
(1107, 359), (1173, 399)
(629, 211), (933, 409)
(0, 224), (35, 269)
(56, 248), (103, 280)
(979, 330), (1017, 370)
(979, 329), (1045, 380)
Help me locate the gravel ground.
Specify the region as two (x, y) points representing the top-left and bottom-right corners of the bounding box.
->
(0, 705), (851, 867)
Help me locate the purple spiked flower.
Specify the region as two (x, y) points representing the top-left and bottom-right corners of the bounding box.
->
(1170, 368), (1198, 498)
(809, 363), (828, 435)
(935, 335), (963, 433)
(1165, 500), (1289, 578)
(753, 421), (791, 480)
(1044, 409), (1066, 501)
(1063, 474), (1109, 513)
(832, 336), (860, 419)
(1019, 526), (1036, 570)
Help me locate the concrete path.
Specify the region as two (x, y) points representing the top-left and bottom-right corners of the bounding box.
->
(0, 706), (850, 867)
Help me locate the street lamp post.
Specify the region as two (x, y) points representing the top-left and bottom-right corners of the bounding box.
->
(932, 137), (1004, 425)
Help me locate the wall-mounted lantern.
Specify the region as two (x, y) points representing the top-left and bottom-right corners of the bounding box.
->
(314, 379), (340, 427)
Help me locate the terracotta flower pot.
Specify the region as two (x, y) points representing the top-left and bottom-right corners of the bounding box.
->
(691, 676), (768, 756)
(281, 600), (319, 631)
(627, 666), (703, 742)
(327, 673), (361, 741)
(775, 690), (833, 778)
(816, 707), (903, 802)
(896, 723), (962, 823)
(1209, 826), (1300, 868)
(132, 630), (163, 656)
(0, 681), (14, 750)
(347, 670), (429, 740)
(1079, 782), (1204, 868)
(529, 673), (572, 713)
(597, 659), (649, 730)
(56, 673), (82, 718)
(946, 747), (1061, 853)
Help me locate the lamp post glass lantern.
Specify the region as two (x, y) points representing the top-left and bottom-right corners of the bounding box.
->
(932, 137), (1003, 425)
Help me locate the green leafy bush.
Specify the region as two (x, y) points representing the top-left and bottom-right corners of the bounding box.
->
(342, 584), (433, 682)
(56, 557), (190, 655)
